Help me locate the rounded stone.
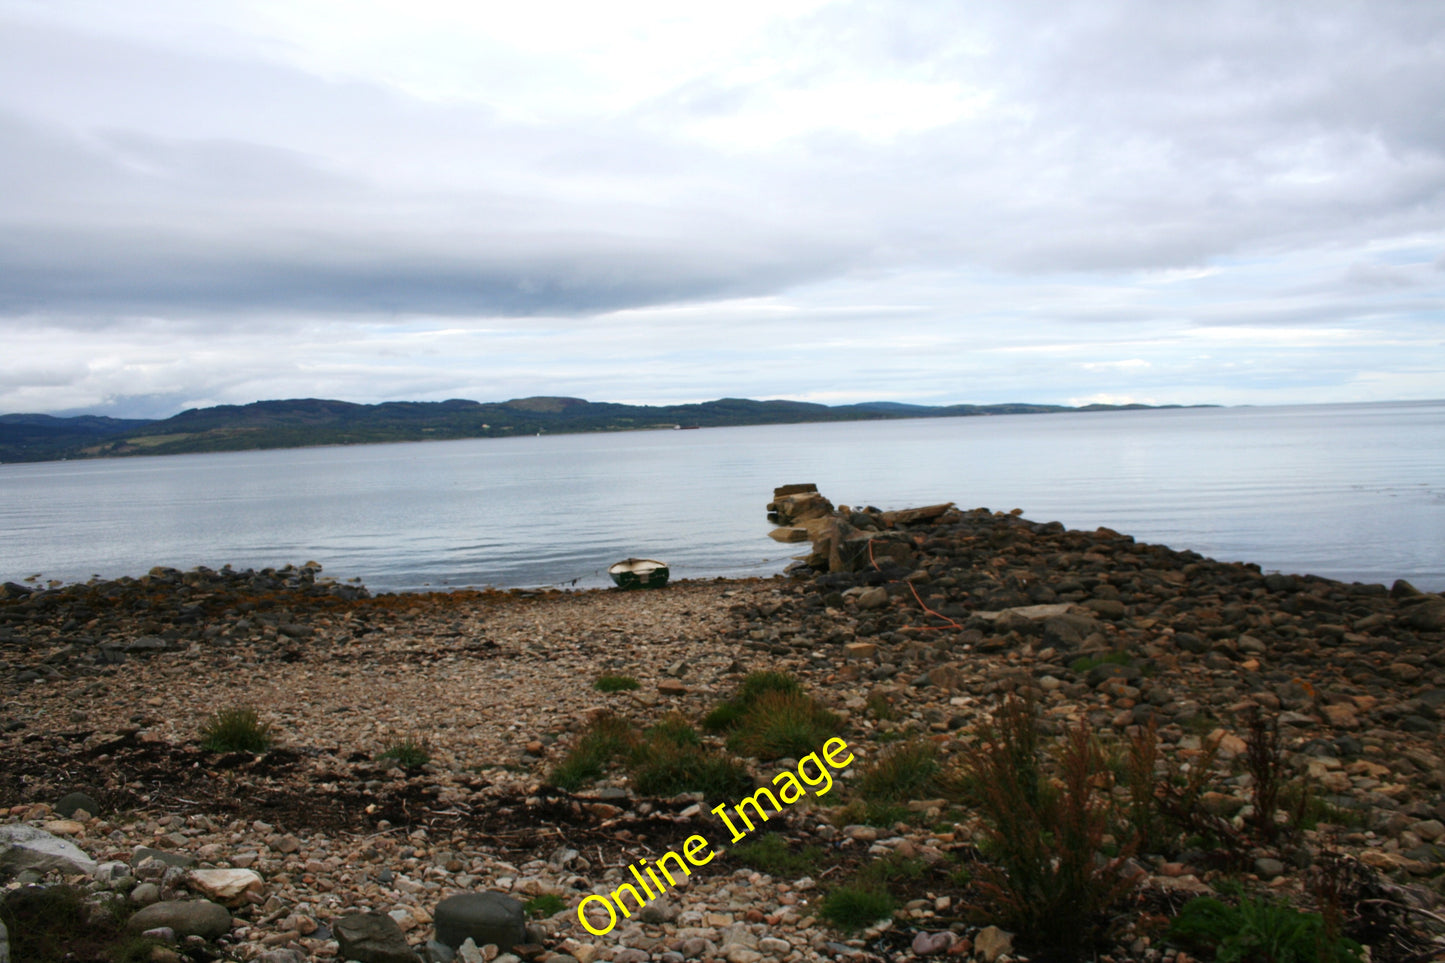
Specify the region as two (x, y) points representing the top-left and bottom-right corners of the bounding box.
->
(126, 899), (232, 940)
(433, 892), (526, 953)
(55, 791), (101, 819)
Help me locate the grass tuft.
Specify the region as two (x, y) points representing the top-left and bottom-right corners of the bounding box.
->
(378, 734), (431, 770)
(550, 712), (638, 790)
(858, 738), (939, 802)
(594, 674), (640, 692)
(200, 705), (274, 753)
(549, 711), (753, 798)
(818, 884), (896, 931)
(704, 672), (840, 760)
(730, 833), (823, 878)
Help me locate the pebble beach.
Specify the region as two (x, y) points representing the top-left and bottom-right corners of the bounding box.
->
(3, 494), (1445, 962)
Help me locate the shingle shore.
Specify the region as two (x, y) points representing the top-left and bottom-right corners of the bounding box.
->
(2, 501), (1444, 962)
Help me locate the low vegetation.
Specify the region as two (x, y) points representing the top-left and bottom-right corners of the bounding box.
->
(548, 711), (752, 798)
(377, 734), (432, 770)
(817, 884), (897, 932)
(1168, 890), (1364, 963)
(704, 671), (840, 760)
(729, 833), (823, 878)
(199, 706), (274, 753)
(593, 674), (640, 692)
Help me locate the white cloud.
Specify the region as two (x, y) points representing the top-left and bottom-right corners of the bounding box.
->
(1, 0), (1443, 414)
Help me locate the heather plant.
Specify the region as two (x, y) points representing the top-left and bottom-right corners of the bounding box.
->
(958, 696), (1139, 955)
(1242, 703), (1285, 843)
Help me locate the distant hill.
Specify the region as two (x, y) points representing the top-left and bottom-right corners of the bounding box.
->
(0, 395), (1203, 463)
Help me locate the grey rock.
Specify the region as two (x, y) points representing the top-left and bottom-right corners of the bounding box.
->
(1254, 857), (1286, 879)
(456, 939), (484, 963)
(130, 882), (161, 905)
(1405, 600), (1445, 632)
(433, 892), (525, 953)
(855, 586), (890, 610)
(423, 940), (457, 963)
(55, 791), (100, 818)
(140, 926), (176, 941)
(912, 931), (956, 955)
(130, 846), (196, 869)
(0, 824), (97, 879)
(258, 951), (308, 963)
(123, 635), (174, 654)
(334, 911), (422, 963)
(126, 900), (232, 940)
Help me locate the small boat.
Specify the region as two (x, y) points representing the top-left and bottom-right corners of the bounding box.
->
(609, 558), (670, 590)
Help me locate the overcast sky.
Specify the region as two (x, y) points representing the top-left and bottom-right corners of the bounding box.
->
(2, 0), (1443, 417)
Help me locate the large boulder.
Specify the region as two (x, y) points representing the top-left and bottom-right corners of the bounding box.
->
(334, 911), (422, 963)
(433, 892), (526, 953)
(126, 900), (233, 940)
(0, 825), (96, 879)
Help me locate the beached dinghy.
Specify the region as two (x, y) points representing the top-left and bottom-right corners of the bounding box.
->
(608, 558), (670, 589)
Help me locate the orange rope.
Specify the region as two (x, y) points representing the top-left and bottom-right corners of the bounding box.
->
(867, 538), (964, 632)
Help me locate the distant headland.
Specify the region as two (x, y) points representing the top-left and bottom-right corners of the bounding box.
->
(0, 396), (1213, 463)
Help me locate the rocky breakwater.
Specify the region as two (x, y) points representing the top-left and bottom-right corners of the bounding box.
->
(757, 489), (1445, 889)
(0, 563), (368, 682)
(767, 484), (956, 577)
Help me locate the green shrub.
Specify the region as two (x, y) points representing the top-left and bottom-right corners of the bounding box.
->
(730, 833), (823, 878)
(858, 738), (939, 801)
(1168, 893), (1364, 963)
(739, 670), (804, 701)
(522, 894), (566, 918)
(200, 706), (274, 753)
(594, 674), (640, 692)
(378, 735), (431, 770)
(818, 884), (896, 931)
(630, 740), (754, 798)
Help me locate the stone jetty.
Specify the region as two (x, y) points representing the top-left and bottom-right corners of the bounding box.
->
(1, 491), (1443, 962)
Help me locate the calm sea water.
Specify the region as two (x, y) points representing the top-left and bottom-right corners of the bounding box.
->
(1, 401), (1442, 592)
